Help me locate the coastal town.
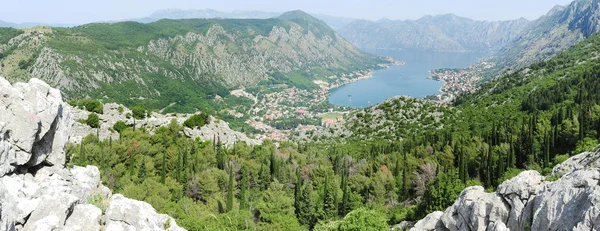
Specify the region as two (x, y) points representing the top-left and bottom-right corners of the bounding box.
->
(428, 61), (496, 104)
(217, 55), (500, 143)
(225, 69), (380, 141)
(222, 56), (496, 142)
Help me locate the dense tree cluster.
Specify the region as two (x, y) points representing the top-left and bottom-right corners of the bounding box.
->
(66, 24), (600, 231)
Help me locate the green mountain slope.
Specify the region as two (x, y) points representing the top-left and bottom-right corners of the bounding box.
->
(496, 0), (600, 71)
(58, 18), (600, 231)
(338, 14), (529, 52)
(0, 11), (384, 113)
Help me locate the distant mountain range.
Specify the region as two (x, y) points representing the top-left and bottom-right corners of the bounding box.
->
(0, 20), (76, 28)
(338, 0), (600, 75)
(0, 9), (356, 30)
(496, 0), (600, 71)
(337, 14), (531, 52)
(0, 11), (383, 113)
(131, 9), (356, 30)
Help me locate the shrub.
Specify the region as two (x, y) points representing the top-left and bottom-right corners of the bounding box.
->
(113, 121), (128, 133)
(85, 113), (100, 128)
(131, 106), (147, 119)
(117, 106), (124, 113)
(183, 113), (210, 129)
(87, 193), (109, 214)
(338, 208), (388, 231)
(553, 154), (570, 165)
(75, 99), (104, 114)
(497, 168), (523, 185)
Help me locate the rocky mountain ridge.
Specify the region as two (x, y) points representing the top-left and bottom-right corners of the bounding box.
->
(0, 76), (185, 230)
(408, 145), (600, 231)
(0, 11), (383, 113)
(497, 0), (600, 72)
(337, 14), (530, 52)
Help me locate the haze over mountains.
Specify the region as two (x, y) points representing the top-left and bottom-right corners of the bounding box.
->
(339, 0), (600, 75)
(0, 10), (382, 113)
(496, 0), (600, 70)
(133, 8), (357, 30)
(0, 20), (76, 28)
(338, 15), (531, 52)
(4, 1), (600, 231)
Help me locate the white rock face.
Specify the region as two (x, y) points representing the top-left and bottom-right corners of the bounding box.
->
(0, 77), (73, 176)
(105, 194), (185, 231)
(183, 117), (262, 147)
(0, 77), (186, 231)
(70, 102), (261, 148)
(63, 204), (103, 231)
(410, 145), (600, 231)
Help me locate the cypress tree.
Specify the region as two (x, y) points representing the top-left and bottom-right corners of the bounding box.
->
(402, 151), (410, 200)
(259, 163), (271, 190)
(322, 174), (337, 219)
(217, 139), (225, 170)
(298, 183), (316, 228)
(161, 151), (166, 184)
(294, 167), (302, 216)
(340, 159), (349, 217)
(240, 167), (249, 210)
(138, 158), (146, 181)
(226, 165), (234, 212)
(176, 148), (182, 182)
(270, 152), (278, 180)
(544, 132), (550, 168)
(128, 147), (135, 176)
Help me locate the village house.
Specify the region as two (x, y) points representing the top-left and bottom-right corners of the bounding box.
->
(321, 115), (344, 128)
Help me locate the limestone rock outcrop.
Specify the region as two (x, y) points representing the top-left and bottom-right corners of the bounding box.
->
(70, 102), (261, 148)
(183, 117), (262, 147)
(408, 145), (600, 231)
(0, 77), (72, 177)
(0, 77), (185, 231)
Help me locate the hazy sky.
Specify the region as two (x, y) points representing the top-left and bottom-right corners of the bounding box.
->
(1, 0), (575, 24)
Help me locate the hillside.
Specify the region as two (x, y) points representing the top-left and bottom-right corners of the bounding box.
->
(4, 23), (600, 231)
(0, 11), (384, 113)
(136, 9), (356, 30)
(337, 14), (530, 52)
(496, 0), (600, 72)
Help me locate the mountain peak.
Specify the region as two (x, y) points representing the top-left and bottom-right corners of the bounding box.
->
(277, 10), (335, 36)
(277, 10), (314, 20)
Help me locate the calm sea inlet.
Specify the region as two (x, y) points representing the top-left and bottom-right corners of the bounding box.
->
(328, 49), (486, 108)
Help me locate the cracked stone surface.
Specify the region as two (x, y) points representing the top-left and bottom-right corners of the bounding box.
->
(407, 145), (600, 231)
(0, 76), (186, 230)
(70, 102), (261, 148)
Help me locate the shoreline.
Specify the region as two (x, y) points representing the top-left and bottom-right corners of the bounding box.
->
(326, 57), (405, 91)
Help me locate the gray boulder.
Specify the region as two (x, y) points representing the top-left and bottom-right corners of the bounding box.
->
(531, 169), (600, 230)
(551, 145), (600, 176)
(411, 147), (600, 231)
(183, 117), (262, 147)
(22, 193), (79, 231)
(105, 194), (185, 231)
(0, 77), (73, 176)
(63, 204), (103, 231)
(0, 77), (185, 230)
(411, 211), (444, 231)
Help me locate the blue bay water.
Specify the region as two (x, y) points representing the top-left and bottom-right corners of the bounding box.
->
(328, 49), (486, 108)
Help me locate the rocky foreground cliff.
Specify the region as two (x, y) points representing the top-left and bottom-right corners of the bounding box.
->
(407, 145), (600, 231)
(0, 77), (185, 230)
